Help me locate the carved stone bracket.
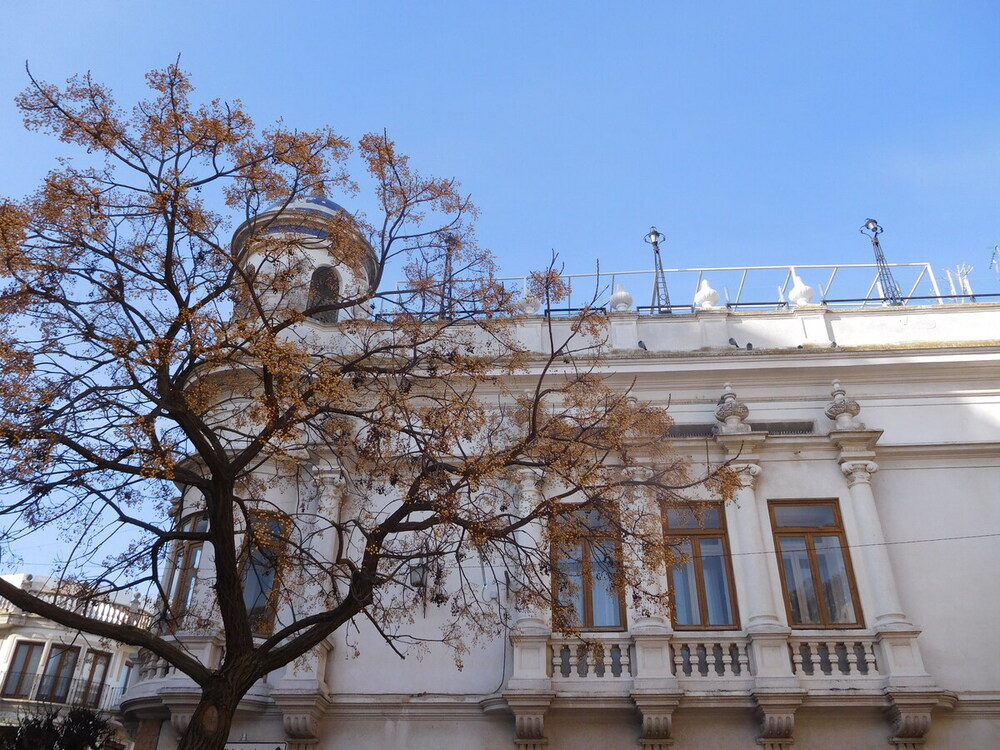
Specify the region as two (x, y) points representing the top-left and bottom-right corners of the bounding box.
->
(633, 694), (681, 750)
(169, 712), (191, 740)
(506, 694), (553, 750)
(273, 693), (329, 750)
(753, 691), (805, 750)
(886, 691), (939, 750)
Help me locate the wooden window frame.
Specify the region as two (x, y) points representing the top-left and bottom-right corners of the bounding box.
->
(37, 644), (80, 702)
(306, 266), (341, 324)
(2, 641), (44, 699)
(551, 509), (628, 633)
(663, 503), (740, 631)
(165, 514), (209, 632)
(769, 499), (864, 629)
(76, 650), (111, 708)
(240, 511), (289, 636)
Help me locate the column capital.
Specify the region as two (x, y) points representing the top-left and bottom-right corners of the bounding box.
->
(841, 460), (879, 486)
(732, 462), (762, 490)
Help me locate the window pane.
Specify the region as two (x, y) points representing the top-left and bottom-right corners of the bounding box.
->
(557, 543), (586, 627)
(778, 537), (822, 625)
(671, 541), (701, 626)
(307, 267), (340, 323)
(590, 540), (621, 628)
(773, 504), (836, 528)
(38, 646), (78, 702)
(666, 506), (721, 529)
(700, 538), (734, 626)
(815, 536), (857, 624)
(3, 643), (42, 698)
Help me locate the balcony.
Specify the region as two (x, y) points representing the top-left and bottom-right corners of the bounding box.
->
(0, 671), (124, 713)
(506, 618), (931, 706)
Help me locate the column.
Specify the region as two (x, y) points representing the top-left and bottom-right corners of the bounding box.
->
(839, 461), (908, 627)
(728, 463), (783, 631)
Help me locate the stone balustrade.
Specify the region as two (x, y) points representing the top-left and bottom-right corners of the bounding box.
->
(510, 627), (916, 695)
(788, 635), (879, 678)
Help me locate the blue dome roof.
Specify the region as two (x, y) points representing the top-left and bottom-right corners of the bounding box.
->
(264, 195), (346, 216)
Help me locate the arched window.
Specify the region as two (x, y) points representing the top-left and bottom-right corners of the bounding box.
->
(164, 514), (208, 632)
(307, 266), (340, 323)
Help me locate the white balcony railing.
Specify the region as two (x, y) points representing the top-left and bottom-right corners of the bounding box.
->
(507, 623), (912, 697)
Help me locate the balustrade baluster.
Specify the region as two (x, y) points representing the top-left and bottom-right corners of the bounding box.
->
(864, 641), (877, 674)
(736, 642), (750, 676)
(845, 641), (858, 675)
(569, 646), (580, 677)
(673, 644), (686, 677)
(704, 643), (717, 676)
(823, 641), (836, 675)
(551, 645), (562, 679)
(619, 642), (631, 677)
(791, 642), (804, 675)
(720, 643), (733, 676)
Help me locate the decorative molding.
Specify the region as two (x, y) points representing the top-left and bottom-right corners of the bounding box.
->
(715, 384), (751, 434)
(886, 691), (940, 750)
(633, 693), (680, 750)
(753, 691), (805, 750)
(824, 380), (862, 429)
(732, 462), (762, 490)
(841, 460), (879, 486)
(506, 693), (553, 750)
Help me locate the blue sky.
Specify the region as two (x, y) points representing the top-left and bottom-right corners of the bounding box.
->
(2, 1), (998, 300)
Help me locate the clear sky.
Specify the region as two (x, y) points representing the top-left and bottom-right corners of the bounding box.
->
(2, 1), (998, 299)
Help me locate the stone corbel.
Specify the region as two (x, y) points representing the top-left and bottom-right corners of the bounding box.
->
(886, 691), (939, 750)
(506, 694), (553, 750)
(273, 694), (329, 750)
(753, 691), (805, 750)
(169, 712), (192, 740)
(633, 694), (680, 749)
(282, 712), (320, 750)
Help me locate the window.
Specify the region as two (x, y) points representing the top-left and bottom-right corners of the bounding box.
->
(664, 505), (739, 629)
(165, 514), (209, 631)
(2, 641), (43, 698)
(241, 514), (286, 634)
(37, 645), (79, 702)
(306, 266), (340, 323)
(552, 510), (626, 631)
(769, 500), (863, 628)
(76, 651), (111, 708)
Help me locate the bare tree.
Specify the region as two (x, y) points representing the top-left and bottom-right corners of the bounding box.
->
(0, 64), (738, 750)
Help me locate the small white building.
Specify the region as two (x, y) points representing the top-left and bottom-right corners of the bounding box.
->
(121, 199), (1000, 749)
(0, 574), (149, 749)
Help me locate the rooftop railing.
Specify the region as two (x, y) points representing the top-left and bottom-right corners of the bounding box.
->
(378, 262), (997, 319)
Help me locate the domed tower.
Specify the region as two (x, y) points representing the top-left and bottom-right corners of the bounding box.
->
(231, 194), (378, 322)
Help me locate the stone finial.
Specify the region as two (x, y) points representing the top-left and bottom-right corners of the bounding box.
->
(824, 380), (863, 429)
(518, 295), (541, 314)
(788, 274), (815, 306)
(693, 278), (720, 309)
(20, 574), (33, 592)
(715, 384), (751, 434)
(609, 282), (634, 311)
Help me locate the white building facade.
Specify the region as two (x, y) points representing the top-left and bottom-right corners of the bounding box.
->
(0, 574), (148, 749)
(120, 200), (1000, 750)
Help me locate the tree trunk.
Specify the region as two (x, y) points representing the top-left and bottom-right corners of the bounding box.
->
(175, 681), (243, 750)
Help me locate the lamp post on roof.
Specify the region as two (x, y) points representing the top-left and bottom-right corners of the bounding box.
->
(860, 218), (903, 306)
(644, 226), (672, 314)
